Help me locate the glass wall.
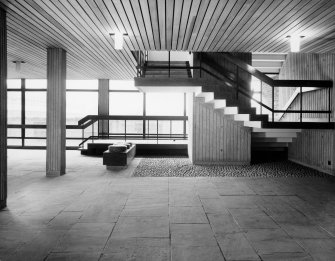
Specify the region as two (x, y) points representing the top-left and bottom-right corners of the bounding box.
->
(25, 92), (46, 124)
(109, 92), (143, 115)
(146, 93), (184, 116)
(7, 79), (187, 148)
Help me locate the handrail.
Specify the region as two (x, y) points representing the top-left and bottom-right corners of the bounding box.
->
(136, 53), (333, 123)
(78, 133), (188, 147)
(273, 80), (333, 87)
(219, 53), (274, 86)
(78, 115), (188, 126)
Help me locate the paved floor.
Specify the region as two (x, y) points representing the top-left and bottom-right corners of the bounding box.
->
(0, 150), (335, 261)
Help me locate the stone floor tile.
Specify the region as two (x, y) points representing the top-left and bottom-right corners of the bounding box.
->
(196, 188), (220, 199)
(171, 246), (224, 261)
(171, 224), (217, 247)
(126, 196), (168, 207)
(5, 229), (66, 261)
(296, 238), (335, 257)
(207, 213), (241, 235)
(103, 238), (170, 261)
(169, 195), (202, 206)
(105, 237), (169, 252)
(79, 205), (121, 223)
(53, 234), (109, 253)
(260, 252), (314, 261)
(245, 229), (305, 255)
(121, 205), (168, 217)
(45, 252), (101, 261)
(220, 195), (261, 209)
(47, 211), (82, 229)
(216, 182), (256, 195)
(280, 223), (333, 239)
(216, 232), (260, 261)
(229, 208), (279, 229)
(111, 216), (169, 238)
(200, 198), (228, 214)
(169, 206), (208, 223)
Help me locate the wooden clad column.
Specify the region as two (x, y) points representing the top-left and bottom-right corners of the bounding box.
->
(46, 48), (66, 177)
(0, 7), (7, 209)
(98, 79), (109, 137)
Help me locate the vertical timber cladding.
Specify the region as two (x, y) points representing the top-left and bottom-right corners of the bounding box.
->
(0, 7), (7, 209)
(280, 53), (335, 175)
(46, 48), (66, 177)
(279, 53), (335, 119)
(193, 52), (252, 108)
(192, 97), (251, 165)
(98, 79), (109, 136)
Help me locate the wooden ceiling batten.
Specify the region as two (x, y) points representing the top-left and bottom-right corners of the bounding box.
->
(257, 0), (331, 53)
(195, 0), (227, 51)
(242, 0), (317, 52)
(192, 0), (220, 51)
(138, 0), (156, 49)
(147, 0), (160, 49)
(1, 0), (335, 79)
(187, 0), (211, 51)
(182, 0), (201, 50)
(270, 1), (335, 53)
(171, 0), (183, 50)
(176, 0), (192, 50)
(221, 0), (270, 51)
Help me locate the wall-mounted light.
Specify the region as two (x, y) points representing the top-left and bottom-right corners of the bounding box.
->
(12, 61), (25, 73)
(287, 35), (304, 52)
(110, 32), (128, 50)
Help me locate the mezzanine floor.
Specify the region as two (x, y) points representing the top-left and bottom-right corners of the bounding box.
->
(0, 150), (335, 261)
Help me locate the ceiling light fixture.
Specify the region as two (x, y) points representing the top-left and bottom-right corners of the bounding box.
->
(287, 35), (304, 52)
(12, 61), (25, 73)
(110, 32), (128, 50)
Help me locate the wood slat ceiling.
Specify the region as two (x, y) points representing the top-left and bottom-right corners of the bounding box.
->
(1, 0), (335, 79)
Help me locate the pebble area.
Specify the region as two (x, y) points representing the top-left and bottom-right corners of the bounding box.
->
(133, 157), (330, 178)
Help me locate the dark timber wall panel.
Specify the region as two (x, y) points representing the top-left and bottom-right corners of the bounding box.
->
(193, 52), (252, 108)
(0, 7), (7, 209)
(279, 53), (335, 175)
(98, 79), (109, 136)
(289, 130), (335, 176)
(192, 97), (251, 165)
(46, 48), (66, 177)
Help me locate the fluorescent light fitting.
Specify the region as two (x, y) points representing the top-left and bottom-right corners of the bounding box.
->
(287, 35), (304, 52)
(12, 61), (25, 73)
(110, 32), (128, 50)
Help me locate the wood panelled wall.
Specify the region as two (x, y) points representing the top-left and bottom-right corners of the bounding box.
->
(0, 7), (7, 209)
(98, 79), (109, 136)
(289, 130), (335, 176)
(191, 97), (251, 165)
(279, 53), (335, 119)
(193, 52), (252, 109)
(46, 48), (66, 177)
(281, 89), (330, 122)
(279, 53), (335, 175)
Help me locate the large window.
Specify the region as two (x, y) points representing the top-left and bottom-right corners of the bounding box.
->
(7, 92), (21, 124)
(109, 92), (143, 115)
(26, 92), (46, 124)
(66, 92), (98, 125)
(146, 93), (184, 116)
(7, 78), (187, 148)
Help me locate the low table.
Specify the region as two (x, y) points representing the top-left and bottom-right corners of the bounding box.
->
(103, 144), (136, 169)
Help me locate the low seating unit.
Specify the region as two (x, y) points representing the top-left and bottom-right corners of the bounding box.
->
(103, 142), (136, 169)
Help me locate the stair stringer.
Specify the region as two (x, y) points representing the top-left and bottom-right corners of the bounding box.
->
(191, 96), (251, 165)
(196, 91), (302, 153)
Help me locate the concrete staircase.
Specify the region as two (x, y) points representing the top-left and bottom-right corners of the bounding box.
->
(196, 91), (302, 153)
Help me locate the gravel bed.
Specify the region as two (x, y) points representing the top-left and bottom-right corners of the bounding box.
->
(133, 157), (329, 178)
